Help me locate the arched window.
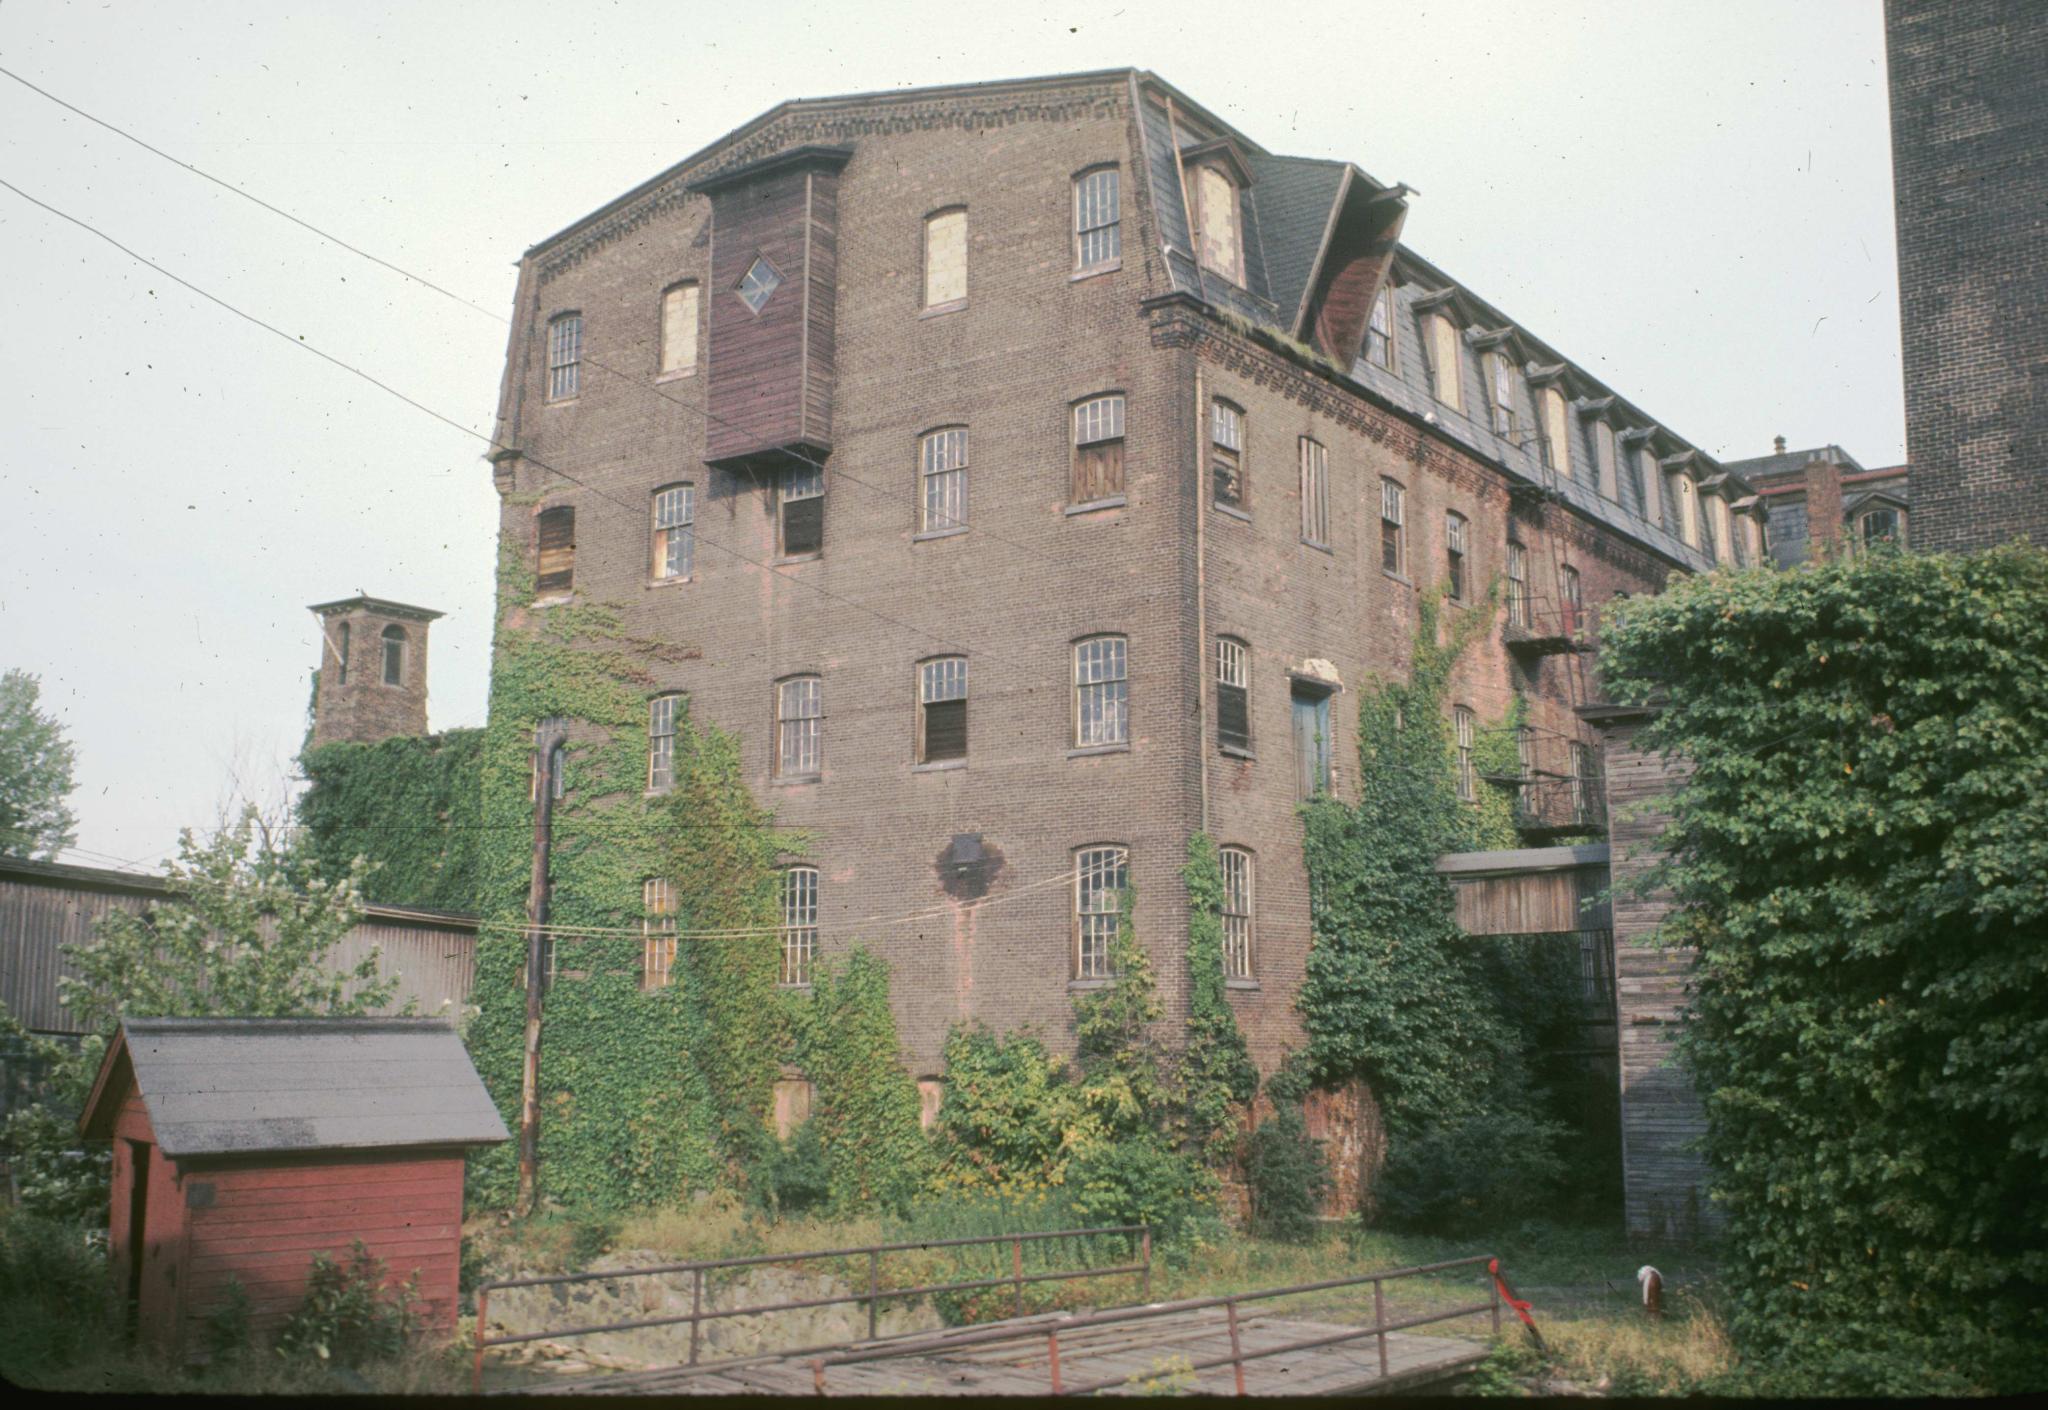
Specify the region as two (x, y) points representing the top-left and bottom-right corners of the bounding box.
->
(920, 427), (968, 534)
(1506, 540), (1530, 626)
(647, 694), (681, 792)
(1071, 394), (1126, 505)
(1193, 164), (1242, 284)
(1210, 399), (1244, 508)
(1073, 636), (1128, 748)
(918, 657), (968, 764)
(381, 625), (406, 686)
(546, 312), (582, 401)
(1365, 286), (1396, 369)
(1540, 386), (1572, 477)
(659, 282), (699, 377)
(1073, 167), (1121, 271)
(536, 504), (575, 595)
(1219, 847), (1254, 980)
(1074, 845), (1129, 979)
(643, 878), (677, 989)
(1424, 312), (1462, 409)
(1488, 351), (1517, 436)
(777, 675), (823, 777)
(1216, 637), (1250, 754)
(335, 621), (350, 686)
(652, 483), (695, 580)
(1594, 420), (1619, 500)
(1445, 511), (1470, 603)
(1379, 477), (1406, 576)
(1560, 564), (1583, 636)
(1454, 706), (1477, 802)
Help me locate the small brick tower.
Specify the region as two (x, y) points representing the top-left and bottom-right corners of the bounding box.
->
(308, 596), (442, 747)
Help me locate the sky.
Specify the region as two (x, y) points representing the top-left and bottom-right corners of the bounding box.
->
(0, 0), (1902, 872)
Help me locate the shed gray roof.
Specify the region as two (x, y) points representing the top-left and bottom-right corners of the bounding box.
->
(105, 1017), (507, 1159)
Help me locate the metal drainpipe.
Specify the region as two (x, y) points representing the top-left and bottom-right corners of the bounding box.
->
(1194, 366), (1210, 836)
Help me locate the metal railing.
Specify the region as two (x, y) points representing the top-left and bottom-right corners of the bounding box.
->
(807, 1251), (1514, 1396)
(471, 1224), (1150, 1393)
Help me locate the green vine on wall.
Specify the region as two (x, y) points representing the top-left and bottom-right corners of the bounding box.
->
(296, 731), (485, 911)
(1181, 835), (1257, 1165)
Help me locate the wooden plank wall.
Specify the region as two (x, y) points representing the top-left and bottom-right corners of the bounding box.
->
(1599, 715), (1719, 1242)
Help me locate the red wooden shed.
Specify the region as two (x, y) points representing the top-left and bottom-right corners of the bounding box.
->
(78, 1016), (507, 1359)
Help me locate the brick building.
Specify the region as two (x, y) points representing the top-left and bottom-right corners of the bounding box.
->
(1724, 437), (1910, 567)
(308, 595), (442, 747)
(483, 70), (1762, 1080)
(1886, 0), (2046, 552)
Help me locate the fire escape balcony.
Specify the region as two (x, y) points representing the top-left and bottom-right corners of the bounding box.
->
(1502, 604), (1593, 657)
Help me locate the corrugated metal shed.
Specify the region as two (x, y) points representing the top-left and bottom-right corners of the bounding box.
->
(89, 1017), (507, 1158)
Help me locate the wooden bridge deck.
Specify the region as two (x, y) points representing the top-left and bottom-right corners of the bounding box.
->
(509, 1307), (1491, 1397)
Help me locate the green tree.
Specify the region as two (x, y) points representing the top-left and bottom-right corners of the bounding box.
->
(0, 669), (79, 860)
(1599, 543), (2048, 1394)
(59, 806), (398, 1032)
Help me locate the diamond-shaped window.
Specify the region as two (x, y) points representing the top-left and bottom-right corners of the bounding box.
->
(736, 256), (782, 314)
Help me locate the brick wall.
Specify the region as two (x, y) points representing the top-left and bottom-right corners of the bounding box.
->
(1887, 0), (2048, 552)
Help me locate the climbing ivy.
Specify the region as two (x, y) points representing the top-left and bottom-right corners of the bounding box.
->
(296, 730), (484, 911)
(1180, 835), (1257, 1166)
(1295, 590), (1574, 1219)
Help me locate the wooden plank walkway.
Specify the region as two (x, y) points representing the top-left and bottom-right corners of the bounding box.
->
(506, 1308), (1490, 1397)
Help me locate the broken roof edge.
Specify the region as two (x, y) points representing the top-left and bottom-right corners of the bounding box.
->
(1435, 843), (1611, 876)
(0, 853), (480, 930)
(308, 595), (444, 623)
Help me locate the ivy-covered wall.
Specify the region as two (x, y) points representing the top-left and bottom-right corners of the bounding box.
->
(296, 730), (484, 911)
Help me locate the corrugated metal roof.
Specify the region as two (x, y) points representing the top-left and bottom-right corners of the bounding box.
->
(113, 1017), (507, 1158)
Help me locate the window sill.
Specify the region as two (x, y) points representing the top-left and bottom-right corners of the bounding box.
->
(1065, 495), (1127, 516)
(644, 575), (693, 590)
(775, 552), (823, 566)
(533, 593), (574, 608)
(1068, 978), (1112, 993)
(771, 774), (822, 788)
(1225, 978), (1262, 992)
(1067, 743), (1131, 760)
(1382, 569), (1413, 588)
(913, 525), (969, 543)
(1219, 744), (1255, 761)
(543, 396), (579, 408)
(912, 758), (966, 773)
(1212, 502), (1252, 523)
(919, 300), (967, 320)
(1070, 260), (1122, 283)
(654, 368), (698, 384)
(777, 982), (813, 992)
(1300, 540), (1333, 556)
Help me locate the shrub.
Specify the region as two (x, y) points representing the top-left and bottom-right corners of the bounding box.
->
(0, 1211), (113, 1381)
(565, 1212), (620, 1268)
(748, 1121), (832, 1218)
(274, 1241), (418, 1369)
(1369, 1109), (1569, 1236)
(1064, 1137), (1211, 1252)
(1243, 1102), (1329, 1243)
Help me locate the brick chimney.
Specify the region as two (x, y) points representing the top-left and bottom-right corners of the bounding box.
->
(308, 596), (443, 747)
(1803, 454), (1845, 560)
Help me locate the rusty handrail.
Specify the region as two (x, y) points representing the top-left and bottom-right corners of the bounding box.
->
(810, 1251), (1519, 1396)
(471, 1223), (1147, 1393)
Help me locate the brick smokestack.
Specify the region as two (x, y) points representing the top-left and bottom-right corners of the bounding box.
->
(1803, 454), (1844, 560)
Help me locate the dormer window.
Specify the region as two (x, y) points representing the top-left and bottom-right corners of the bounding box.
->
(1193, 163), (1243, 285)
(1487, 351), (1517, 436)
(1366, 287), (1396, 369)
(1539, 386), (1572, 479)
(1593, 419), (1619, 500)
(1423, 312), (1462, 410)
(1859, 506), (1903, 548)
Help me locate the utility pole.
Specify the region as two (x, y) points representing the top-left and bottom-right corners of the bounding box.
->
(516, 718), (564, 1219)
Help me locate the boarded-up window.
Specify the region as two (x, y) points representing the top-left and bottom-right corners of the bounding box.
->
(1380, 478), (1406, 575)
(920, 428), (968, 534)
(1074, 636), (1128, 748)
(1220, 847), (1253, 980)
(1707, 494), (1733, 563)
(1676, 475), (1699, 547)
(536, 505), (575, 595)
(777, 676), (822, 777)
(772, 1078), (814, 1138)
(1489, 352), (1517, 436)
(1072, 394), (1125, 504)
(1074, 167), (1121, 270)
(659, 283), (699, 376)
(1541, 387), (1572, 478)
(1211, 399), (1244, 508)
(1366, 286), (1395, 369)
(643, 878), (677, 989)
(546, 313), (581, 400)
(1292, 683), (1332, 800)
(1455, 706), (1476, 802)
(781, 868), (818, 985)
(1594, 420), (1619, 500)
(1748, 511), (1770, 559)
(334, 621), (350, 686)
(781, 464), (824, 558)
(1075, 845), (1128, 980)
(1507, 540), (1530, 626)
(919, 657), (968, 764)
(924, 208), (967, 308)
(1299, 437), (1329, 546)
(1217, 637), (1250, 754)
(647, 693), (679, 791)
(1425, 313), (1462, 410)
(1195, 165), (1242, 284)
(652, 483), (695, 580)
(381, 625), (406, 686)
(1446, 512), (1469, 602)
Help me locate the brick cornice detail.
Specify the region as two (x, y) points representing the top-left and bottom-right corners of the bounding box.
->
(538, 83), (1127, 280)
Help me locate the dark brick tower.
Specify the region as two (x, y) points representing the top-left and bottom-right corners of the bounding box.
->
(308, 596), (442, 747)
(1886, 0), (2048, 552)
